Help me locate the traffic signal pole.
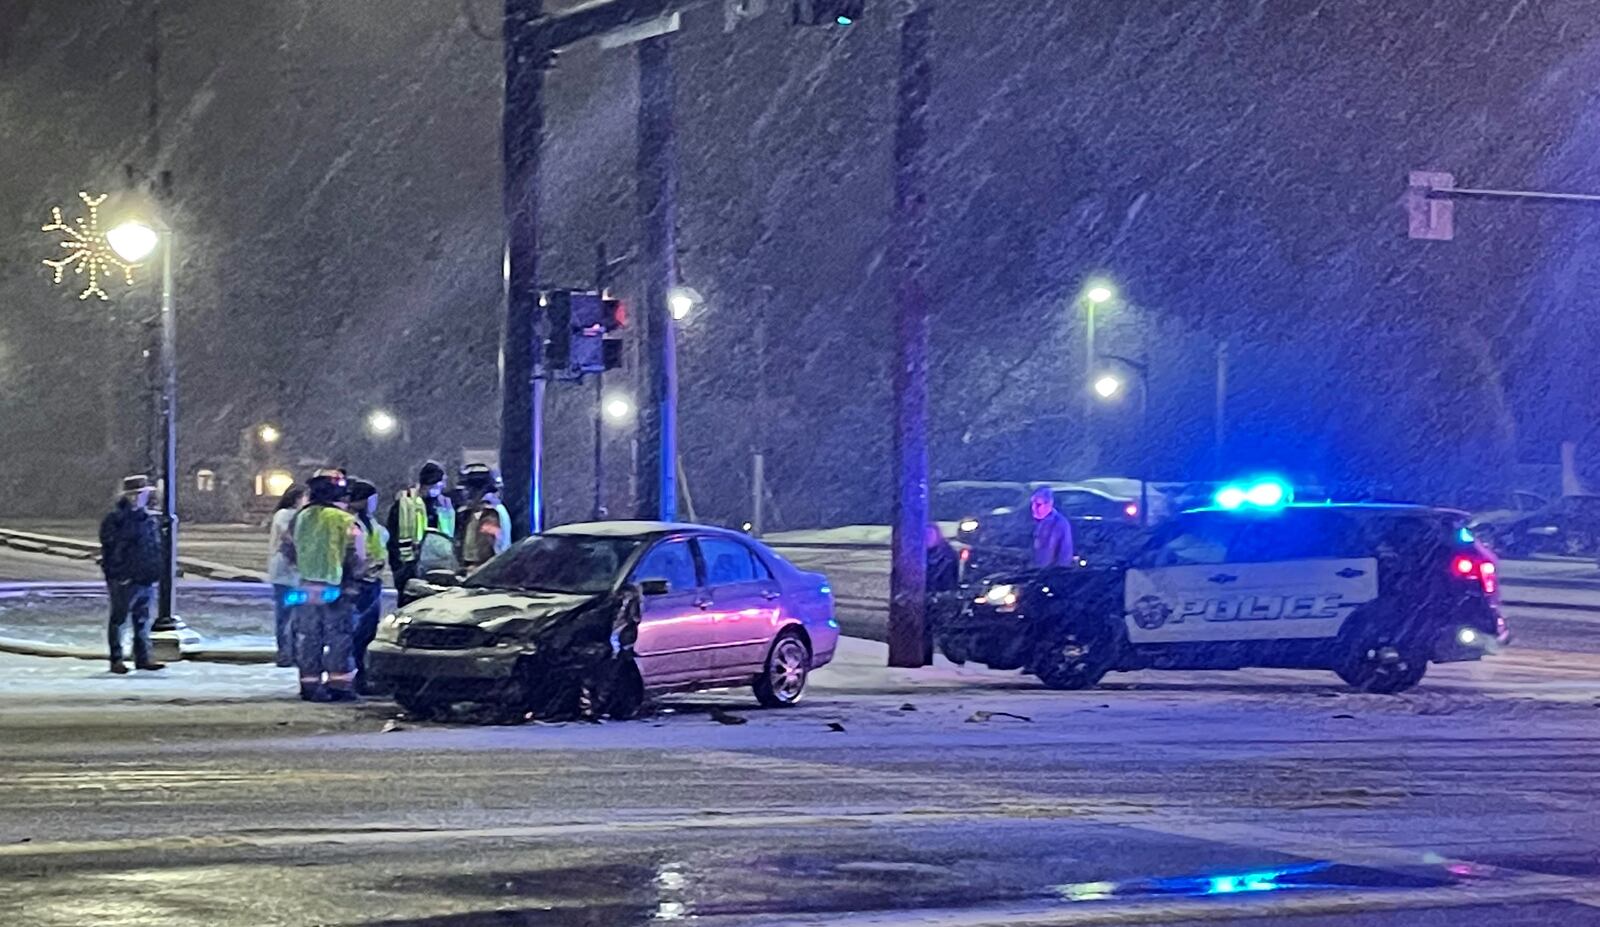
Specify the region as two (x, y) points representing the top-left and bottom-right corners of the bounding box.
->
(887, 0), (932, 668)
(501, 0), (547, 536)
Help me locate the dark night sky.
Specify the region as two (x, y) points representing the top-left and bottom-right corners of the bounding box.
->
(2, 1), (1598, 523)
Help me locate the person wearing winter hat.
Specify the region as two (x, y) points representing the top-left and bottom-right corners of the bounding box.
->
(384, 460), (456, 604)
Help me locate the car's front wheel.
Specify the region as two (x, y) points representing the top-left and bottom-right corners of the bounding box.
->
(1033, 627), (1112, 690)
(1338, 627), (1428, 694)
(393, 686), (449, 720)
(754, 631), (811, 708)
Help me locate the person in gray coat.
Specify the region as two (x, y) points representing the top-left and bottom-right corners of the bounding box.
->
(1030, 487), (1075, 567)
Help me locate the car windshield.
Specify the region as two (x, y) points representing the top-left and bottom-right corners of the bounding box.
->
(463, 535), (641, 595)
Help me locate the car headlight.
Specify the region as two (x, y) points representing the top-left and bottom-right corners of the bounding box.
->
(975, 583), (1019, 613)
(959, 518), (980, 534)
(375, 612), (409, 643)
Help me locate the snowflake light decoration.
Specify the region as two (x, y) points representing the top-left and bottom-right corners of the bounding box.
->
(40, 191), (143, 301)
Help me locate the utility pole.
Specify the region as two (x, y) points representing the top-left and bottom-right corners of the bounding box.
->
(1214, 337), (1228, 473)
(501, 0), (547, 536)
(887, 0), (932, 668)
(637, 33), (680, 521)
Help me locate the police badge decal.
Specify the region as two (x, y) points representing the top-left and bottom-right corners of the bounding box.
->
(1129, 595), (1173, 630)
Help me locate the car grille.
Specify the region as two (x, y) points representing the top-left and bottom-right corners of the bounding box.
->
(402, 624), (489, 650)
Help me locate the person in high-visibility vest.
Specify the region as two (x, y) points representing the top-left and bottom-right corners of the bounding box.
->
(384, 461), (455, 604)
(291, 471), (365, 702)
(347, 478), (391, 695)
(457, 463), (513, 570)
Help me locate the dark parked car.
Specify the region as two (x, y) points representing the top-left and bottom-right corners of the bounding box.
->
(1470, 493), (1600, 558)
(953, 483), (1154, 582)
(938, 503), (1506, 694)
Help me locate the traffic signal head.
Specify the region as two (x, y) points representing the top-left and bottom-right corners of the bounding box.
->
(792, 0), (863, 27)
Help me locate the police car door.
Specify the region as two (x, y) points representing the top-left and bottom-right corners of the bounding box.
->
(1124, 510), (1378, 644)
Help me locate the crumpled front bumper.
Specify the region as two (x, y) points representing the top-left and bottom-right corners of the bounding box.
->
(365, 640), (523, 682)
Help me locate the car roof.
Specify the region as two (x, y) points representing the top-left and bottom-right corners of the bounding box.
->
(544, 520), (744, 539)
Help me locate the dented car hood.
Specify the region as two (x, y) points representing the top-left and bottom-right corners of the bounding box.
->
(397, 586), (598, 634)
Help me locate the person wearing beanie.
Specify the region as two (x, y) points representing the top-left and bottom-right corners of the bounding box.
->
(385, 460), (457, 604)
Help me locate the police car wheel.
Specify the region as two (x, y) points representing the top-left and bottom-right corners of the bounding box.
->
(1033, 631), (1110, 690)
(1338, 633), (1428, 694)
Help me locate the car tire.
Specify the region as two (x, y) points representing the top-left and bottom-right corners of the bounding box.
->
(1337, 628), (1428, 694)
(754, 631), (811, 708)
(1032, 626), (1112, 691)
(393, 686), (449, 720)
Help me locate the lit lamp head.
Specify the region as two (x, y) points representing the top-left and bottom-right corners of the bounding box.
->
(668, 286), (702, 321)
(1093, 374), (1124, 399)
(603, 395), (635, 423)
(106, 221), (160, 263)
(257, 424), (281, 445)
(1085, 281), (1115, 305)
(366, 409), (399, 437)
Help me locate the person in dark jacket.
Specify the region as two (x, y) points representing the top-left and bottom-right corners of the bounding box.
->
(923, 523), (961, 665)
(1030, 487), (1076, 567)
(98, 477), (165, 674)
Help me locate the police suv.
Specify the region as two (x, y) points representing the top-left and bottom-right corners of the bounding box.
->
(937, 486), (1508, 694)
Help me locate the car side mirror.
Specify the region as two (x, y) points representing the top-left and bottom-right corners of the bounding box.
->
(423, 569), (459, 587)
(639, 579), (671, 597)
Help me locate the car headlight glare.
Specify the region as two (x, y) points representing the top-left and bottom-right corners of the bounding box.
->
(975, 583), (1019, 613)
(375, 612), (409, 643)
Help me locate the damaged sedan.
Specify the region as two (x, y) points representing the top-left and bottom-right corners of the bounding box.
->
(365, 521), (839, 718)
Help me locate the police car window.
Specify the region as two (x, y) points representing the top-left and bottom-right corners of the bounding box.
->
(699, 537), (758, 586)
(1147, 516), (1238, 566)
(631, 539), (699, 591)
(1227, 511), (1365, 562)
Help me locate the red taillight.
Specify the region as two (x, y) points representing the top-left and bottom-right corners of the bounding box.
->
(1124, 503), (1139, 519)
(1452, 555), (1498, 596)
(959, 547), (971, 562)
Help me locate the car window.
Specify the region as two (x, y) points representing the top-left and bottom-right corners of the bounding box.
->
(1143, 514), (1240, 566)
(630, 539), (699, 592)
(464, 535), (639, 594)
(699, 537), (759, 586)
(1053, 491), (1121, 519)
(1224, 511), (1365, 562)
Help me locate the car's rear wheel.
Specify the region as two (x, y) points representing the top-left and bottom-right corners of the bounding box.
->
(1338, 628), (1428, 694)
(754, 631), (811, 708)
(1033, 626), (1112, 690)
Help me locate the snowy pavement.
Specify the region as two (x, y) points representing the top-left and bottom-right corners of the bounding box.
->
(3, 637), (1600, 925)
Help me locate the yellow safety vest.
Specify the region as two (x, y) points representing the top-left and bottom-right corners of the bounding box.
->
(294, 505), (357, 586)
(396, 490), (455, 562)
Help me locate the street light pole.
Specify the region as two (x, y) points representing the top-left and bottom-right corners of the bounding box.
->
(155, 227), (178, 626)
(1096, 354), (1150, 528)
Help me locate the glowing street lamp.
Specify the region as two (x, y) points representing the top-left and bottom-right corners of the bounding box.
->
(1092, 374), (1124, 399)
(603, 395), (635, 423)
(256, 423), (282, 445)
(1085, 282), (1115, 305)
(668, 286), (701, 321)
(366, 409), (399, 437)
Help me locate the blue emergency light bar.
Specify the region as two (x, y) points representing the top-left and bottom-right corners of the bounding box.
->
(1214, 477), (1293, 511)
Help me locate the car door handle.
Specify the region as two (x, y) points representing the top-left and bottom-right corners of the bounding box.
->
(760, 589), (781, 600)
(1207, 573), (1239, 585)
(1335, 567), (1365, 579)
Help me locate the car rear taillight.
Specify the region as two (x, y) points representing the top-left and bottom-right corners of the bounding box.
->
(1123, 503), (1139, 519)
(1451, 555), (1497, 596)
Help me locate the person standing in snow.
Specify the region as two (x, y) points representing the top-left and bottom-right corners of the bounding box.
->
(346, 478), (390, 694)
(386, 460), (456, 603)
(1030, 487), (1075, 568)
(98, 476), (166, 674)
(266, 483), (307, 668)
